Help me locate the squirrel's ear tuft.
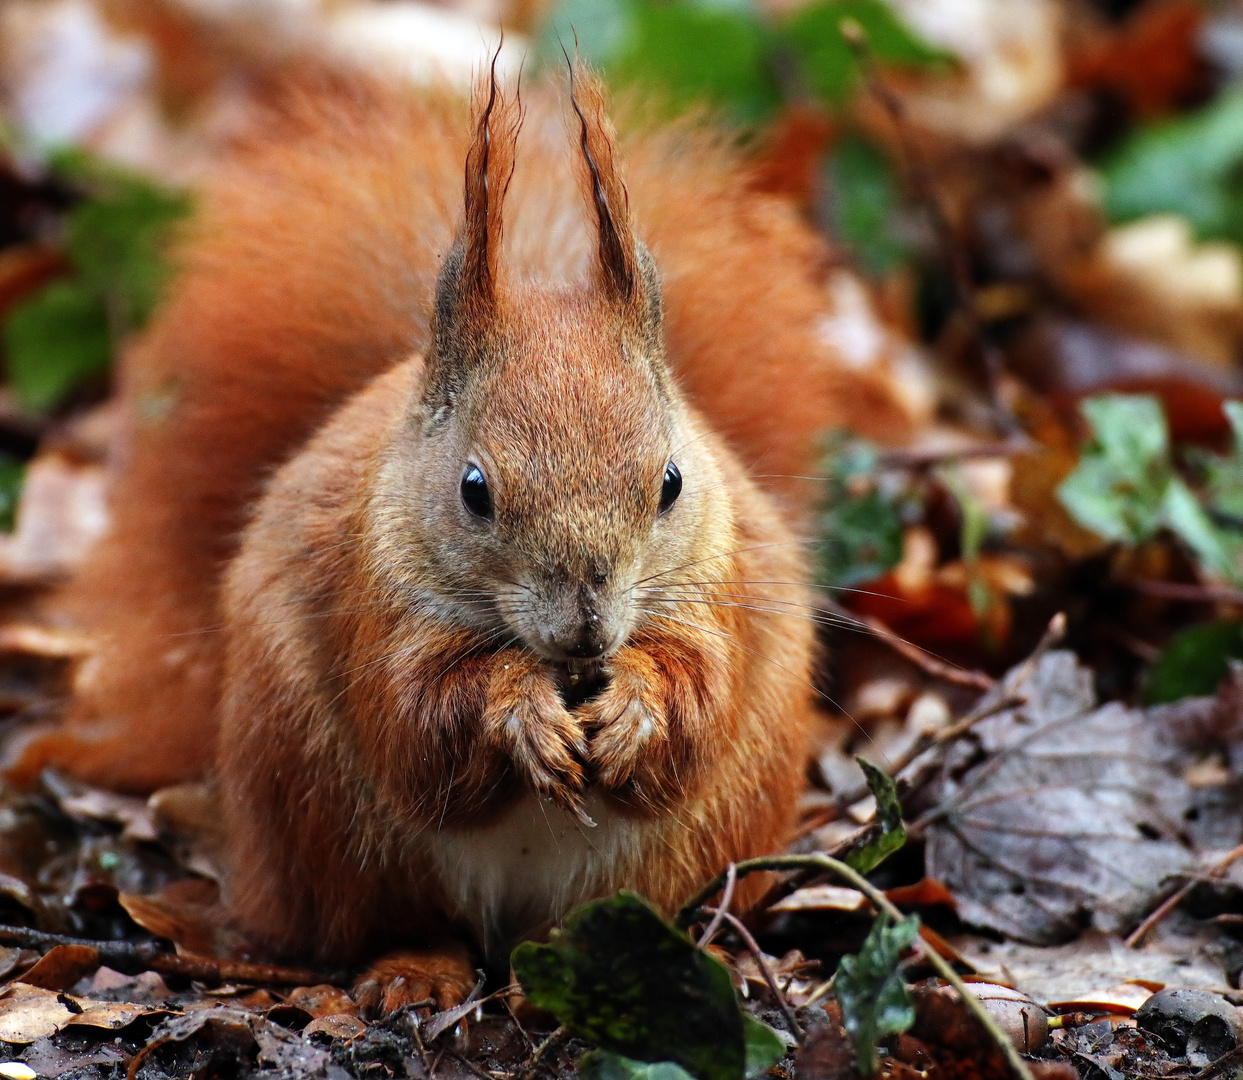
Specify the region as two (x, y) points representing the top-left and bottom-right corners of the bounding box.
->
(568, 64), (659, 332)
(428, 51), (522, 402)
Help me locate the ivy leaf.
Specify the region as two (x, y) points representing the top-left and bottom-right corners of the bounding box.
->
(512, 892), (749, 1080)
(579, 1052), (699, 1080)
(0, 456), (25, 534)
(1058, 394), (1243, 586)
(742, 1016), (785, 1078)
(825, 135), (907, 276)
(1057, 394), (1172, 544)
(63, 171), (191, 331)
(1202, 401), (1243, 522)
(1145, 619), (1243, 704)
(608, 2), (779, 123)
(4, 280), (111, 412)
(844, 758), (906, 875)
(816, 434), (905, 587)
(835, 913), (920, 1078)
(781, 0), (947, 107)
(1101, 84), (1243, 242)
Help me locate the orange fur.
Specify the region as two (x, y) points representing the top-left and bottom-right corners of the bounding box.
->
(10, 66), (909, 963)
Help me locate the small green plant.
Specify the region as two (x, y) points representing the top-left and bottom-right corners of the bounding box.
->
(3, 150), (191, 412)
(1057, 394), (1243, 588)
(512, 892), (784, 1080)
(836, 912), (920, 1077)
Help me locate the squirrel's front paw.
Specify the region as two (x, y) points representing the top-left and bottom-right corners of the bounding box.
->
(581, 652), (669, 799)
(484, 657), (587, 814)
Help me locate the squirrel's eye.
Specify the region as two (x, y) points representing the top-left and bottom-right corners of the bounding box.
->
(460, 464), (494, 521)
(659, 461), (682, 514)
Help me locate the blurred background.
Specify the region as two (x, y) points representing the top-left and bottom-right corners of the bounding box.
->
(1, 0), (1243, 770)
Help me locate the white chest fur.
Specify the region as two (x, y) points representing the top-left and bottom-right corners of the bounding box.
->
(424, 793), (640, 954)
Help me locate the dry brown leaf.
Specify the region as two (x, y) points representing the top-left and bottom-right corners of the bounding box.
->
(16, 946), (98, 992)
(768, 885), (868, 914)
(303, 1012), (366, 1041)
(284, 984), (358, 1019)
(0, 453), (107, 585)
(925, 650), (1202, 944)
(67, 999), (175, 1030)
(953, 927), (1232, 1006)
(0, 986), (76, 1044)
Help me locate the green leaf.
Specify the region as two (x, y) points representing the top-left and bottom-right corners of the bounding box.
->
(782, 0), (946, 107)
(512, 892), (747, 1080)
(1101, 85), (1243, 242)
(742, 1016), (785, 1079)
(1202, 400), (1243, 522)
(843, 757), (906, 874)
(825, 135), (907, 276)
(835, 913), (920, 1078)
(1057, 394), (1172, 544)
(63, 170), (191, 331)
(816, 433), (905, 587)
(4, 280), (111, 412)
(1145, 619), (1243, 704)
(580, 1051), (699, 1080)
(0, 456), (25, 534)
(608, 2), (780, 123)
(1162, 477), (1243, 585)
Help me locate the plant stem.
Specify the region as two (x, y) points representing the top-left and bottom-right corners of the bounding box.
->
(678, 856), (1036, 1080)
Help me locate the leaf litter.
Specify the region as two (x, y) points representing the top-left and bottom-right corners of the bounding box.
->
(4, 1), (1243, 1079)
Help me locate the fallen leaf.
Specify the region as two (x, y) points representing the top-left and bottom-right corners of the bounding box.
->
(1045, 983), (1154, 1015)
(68, 999), (175, 1030)
(303, 1013), (366, 1041)
(768, 886), (868, 914)
(16, 946), (98, 992)
(0, 986), (76, 1044)
(952, 927), (1233, 1006)
(925, 650), (1201, 944)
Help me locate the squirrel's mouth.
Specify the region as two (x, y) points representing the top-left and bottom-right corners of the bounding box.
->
(552, 659), (608, 709)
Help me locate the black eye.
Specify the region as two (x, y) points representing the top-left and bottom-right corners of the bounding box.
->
(659, 461), (682, 514)
(461, 464), (493, 521)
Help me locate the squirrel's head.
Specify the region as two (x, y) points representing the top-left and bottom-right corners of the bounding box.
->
(380, 62), (731, 668)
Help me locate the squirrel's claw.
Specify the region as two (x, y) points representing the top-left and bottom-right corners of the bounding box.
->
(483, 659), (588, 811)
(580, 656), (670, 798)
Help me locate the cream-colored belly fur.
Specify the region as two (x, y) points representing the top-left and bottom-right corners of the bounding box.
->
(425, 793), (641, 954)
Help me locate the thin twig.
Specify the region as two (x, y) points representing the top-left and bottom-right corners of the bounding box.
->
(873, 613), (1065, 790)
(1127, 841), (1243, 948)
(517, 1026), (568, 1080)
(504, 992), (535, 1052)
(822, 599), (995, 690)
(679, 855), (1036, 1080)
(0, 923), (348, 986)
(707, 907), (801, 1039)
(448, 1047), (507, 1080)
(801, 972), (836, 1011)
(697, 863), (737, 950)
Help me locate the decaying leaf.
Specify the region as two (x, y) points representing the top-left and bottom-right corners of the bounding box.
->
(0, 986), (77, 1045)
(17, 945), (97, 991)
(925, 650), (1202, 944)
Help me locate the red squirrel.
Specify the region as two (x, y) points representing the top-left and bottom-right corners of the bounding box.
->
(10, 63), (911, 996)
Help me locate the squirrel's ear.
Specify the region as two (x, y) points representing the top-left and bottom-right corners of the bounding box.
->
(428, 54), (521, 401)
(569, 66), (659, 333)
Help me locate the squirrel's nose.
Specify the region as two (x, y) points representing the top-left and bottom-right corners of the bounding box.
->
(554, 605), (610, 660)
(558, 624), (609, 660)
